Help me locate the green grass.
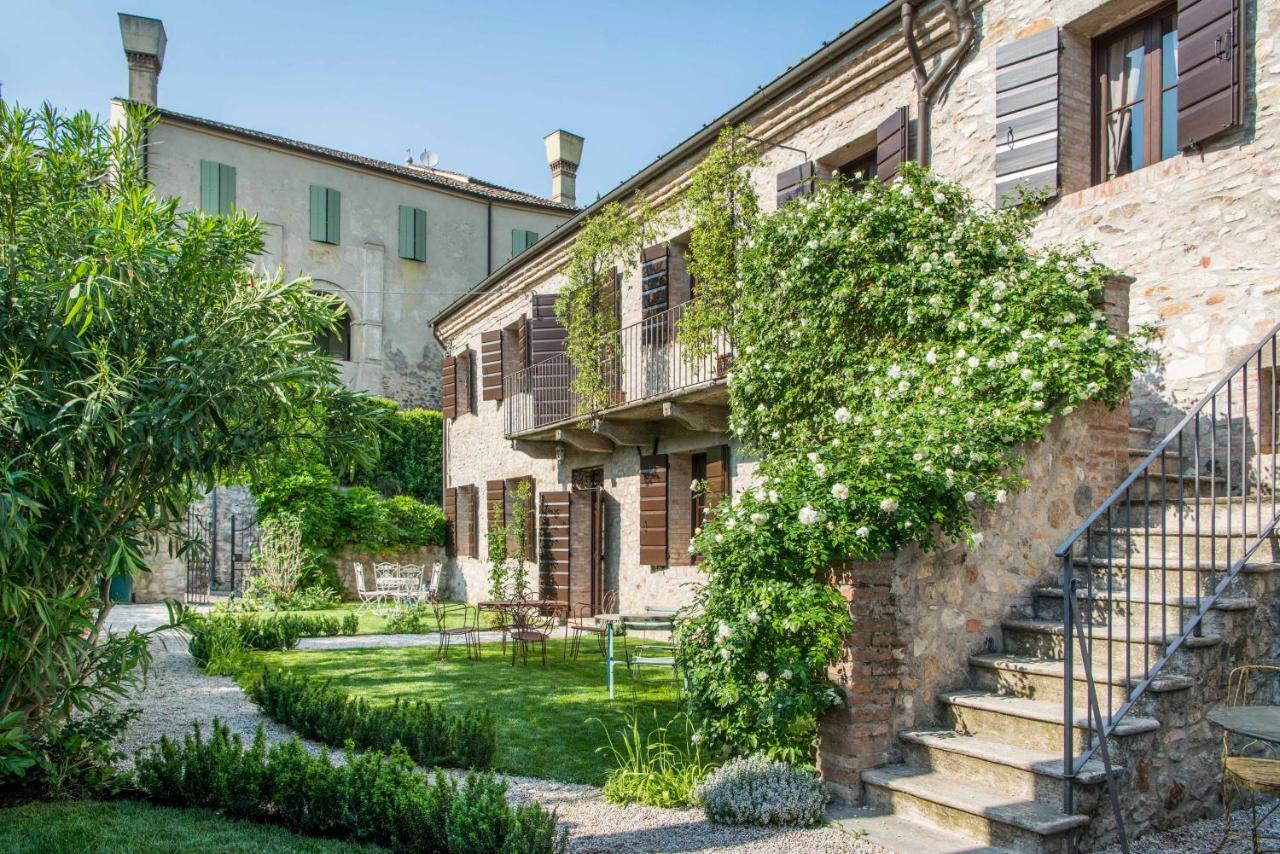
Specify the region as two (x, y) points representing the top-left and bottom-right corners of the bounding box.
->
(245, 637), (681, 785)
(226, 601), (472, 635)
(0, 800), (382, 853)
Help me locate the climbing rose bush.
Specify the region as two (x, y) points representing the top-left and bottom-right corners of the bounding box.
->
(677, 165), (1146, 757)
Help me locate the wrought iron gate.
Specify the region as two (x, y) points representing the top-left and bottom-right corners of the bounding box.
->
(228, 514), (258, 594)
(184, 513), (213, 605)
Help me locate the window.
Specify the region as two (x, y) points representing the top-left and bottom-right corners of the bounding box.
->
(199, 160), (235, 214)
(1096, 6), (1178, 181)
(314, 298), (351, 361)
(836, 151), (878, 187)
(512, 229), (538, 257)
(398, 205), (427, 261)
(309, 185), (341, 244)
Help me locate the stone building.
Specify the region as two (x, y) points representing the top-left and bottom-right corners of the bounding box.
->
(436, 0), (1279, 848)
(113, 13), (577, 409)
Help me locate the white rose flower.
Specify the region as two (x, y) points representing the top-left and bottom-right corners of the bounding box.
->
(996, 489), (1008, 504)
(781, 669), (794, 681)
(754, 488), (767, 502)
(725, 517), (736, 529)
(715, 534), (724, 542)
(964, 491), (977, 502)
(831, 483), (849, 500)
(808, 452), (821, 463)
(1031, 380), (1045, 392)
(889, 364), (903, 379)
(756, 671), (770, 683)
(814, 462), (828, 478)
(879, 497), (899, 513)
(798, 506), (819, 525)
(1006, 351), (1019, 364)
(834, 406), (852, 424)
(832, 438), (841, 447)
(768, 490), (779, 504)
(967, 356), (980, 369)
(898, 380), (910, 392)
(925, 350), (938, 366)
(747, 610), (760, 625)
(750, 512), (767, 525)
(1032, 400), (1045, 411)
(717, 622), (733, 639)
(856, 526), (870, 538)
(771, 430), (781, 440)
(719, 648), (732, 660)
(1020, 369), (1033, 381)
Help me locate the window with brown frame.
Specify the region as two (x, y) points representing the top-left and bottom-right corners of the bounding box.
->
(1095, 5), (1179, 182)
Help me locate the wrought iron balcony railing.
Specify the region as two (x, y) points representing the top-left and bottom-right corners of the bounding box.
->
(502, 301), (732, 438)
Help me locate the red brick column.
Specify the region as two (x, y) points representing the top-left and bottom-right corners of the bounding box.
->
(818, 559), (901, 803)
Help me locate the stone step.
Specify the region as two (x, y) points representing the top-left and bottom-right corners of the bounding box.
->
(1002, 619), (1221, 677)
(1129, 426), (1151, 445)
(969, 653), (1193, 712)
(1032, 585), (1255, 635)
(1072, 556), (1279, 598)
(941, 690), (1159, 754)
(832, 803), (1009, 854)
(899, 730), (1110, 811)
(1116, 493), (1278, 530)
(1127, 447), (1189, 471)
(1088, 528), (1278, 563)
(862, 765), (1089, 854)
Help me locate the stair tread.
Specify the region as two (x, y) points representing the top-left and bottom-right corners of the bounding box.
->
(862, 765), (1091, 836)
(1003, 618), (1223, 646)
(942, 689), (1161, 735)
(970, 653), (1195, 692)
(1103, 525), (1274, 537)
(1034, 585), (1257, 610)
(899, 729), (1112, 784)
(1073, 556), (1280, 572)
(831, 803), (1009, 854)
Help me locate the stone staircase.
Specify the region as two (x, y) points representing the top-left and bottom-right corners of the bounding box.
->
(853, 424), (1279, 853)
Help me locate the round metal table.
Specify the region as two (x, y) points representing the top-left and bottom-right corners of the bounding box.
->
(1209, 706), (1280, 743)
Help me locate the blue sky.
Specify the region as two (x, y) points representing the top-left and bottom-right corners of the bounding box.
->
(1, 0), (881, 203)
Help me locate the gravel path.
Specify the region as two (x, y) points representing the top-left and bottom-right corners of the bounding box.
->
(108, 605), (883, 853)
(1097, 807), (1280, 854)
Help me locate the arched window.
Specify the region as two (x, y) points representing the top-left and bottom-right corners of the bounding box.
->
(313, 292), (352, 361)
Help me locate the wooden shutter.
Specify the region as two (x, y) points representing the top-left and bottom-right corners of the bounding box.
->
(875, 107), (912, 181)
(511, 228), (524, 256)
(199, 161), (218, 213)
(1177, 0), (1245, 150)
(414, 209), (427, 261)
(218, 164), (236, 213)
(463, 485), (479, 558)
(529, 294), (568, 426)
(995, 28), (1060, 208)
(442, 353), (457, 418)
(456, 349), (473, 416)
(309, 185), (327, 241)
(398, 206), (415, 260)
(516, 314), (530, 370)
(518, 476), (537, 562)
(705, 445), (731, 510)
(481, 330), (504, 401)
(639, 454), (669, 566)
(539, 491), (571, 605)
(325, 188), (341, 244)
(776, 161), (817, 206)
(444, 486), (458, 556)
(487, 479), (506, 551)
(641, 244), (670, 345)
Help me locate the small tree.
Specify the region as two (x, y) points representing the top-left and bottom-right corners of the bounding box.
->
(0, 103), (384, 786)
(248, 515), (307, 603)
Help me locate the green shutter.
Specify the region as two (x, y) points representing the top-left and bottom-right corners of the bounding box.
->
(398, 205), (414, 259)
(525, 230), (538, 248)
(199, 160), (218, 213)
(326, 188), (341, 244)
(413, 208), (427, 261)
(309, 185), (327, 241)
(511, 228), (523, 257)
(218, 163), (236, 214)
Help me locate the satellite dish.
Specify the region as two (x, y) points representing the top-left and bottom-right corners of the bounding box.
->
(421, 150), (439, 169)
(404, 148), (414, 165)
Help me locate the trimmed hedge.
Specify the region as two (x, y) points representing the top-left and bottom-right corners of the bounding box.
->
(247, 668), (496, 771)
(132, 719), (565, 853)
(188, 613), (357, 667)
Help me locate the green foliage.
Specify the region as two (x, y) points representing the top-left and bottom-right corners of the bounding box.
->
(486, 480), (532, 600)
(384, 603), (437, 634)
(679, 166), (1147, 757)
(187, 613), (356, 671)
(18, 706), (139, 800)
(0, 103), (382, 790)
(557, 194), (661, 414)
(358, 405), (444, 503)
(248, 667), (498, 771)
(132, 720), (567, 853)
(384, 495), (448, 549)
(335, 486), (391, 549)
(219, 580), (339, 614)
(599, 710), (714, 809)
(680, 125), (760, 359)
(694, 754), (828, 827)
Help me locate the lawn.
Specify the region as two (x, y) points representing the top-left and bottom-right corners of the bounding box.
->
(245, 637), (682, 785)
(222, 601), (473, 635)
(0, 800), (381, 853)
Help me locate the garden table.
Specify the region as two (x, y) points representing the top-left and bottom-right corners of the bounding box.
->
(599, 611), (681, 699)
(1209, 706), (1280, 745)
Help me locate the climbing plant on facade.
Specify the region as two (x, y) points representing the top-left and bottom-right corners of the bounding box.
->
(679, 125), (760, 360)
(676, 164), (1147, 758)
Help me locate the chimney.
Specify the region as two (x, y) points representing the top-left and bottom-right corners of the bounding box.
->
(543, 130), (584, 207)
(118, 13), (167, 106)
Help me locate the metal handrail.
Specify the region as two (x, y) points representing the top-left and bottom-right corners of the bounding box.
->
(502, 300), (732, 437)
(1056, 320), (1280, 851)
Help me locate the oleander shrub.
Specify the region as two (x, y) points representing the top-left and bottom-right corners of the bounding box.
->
(248, 668), (497, 770)
(693, 754), (828, 827)
(132, 719), (565, 853)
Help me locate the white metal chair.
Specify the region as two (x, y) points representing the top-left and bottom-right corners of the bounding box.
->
(353, 562), (390, 614)
(425, 562), (442, 601)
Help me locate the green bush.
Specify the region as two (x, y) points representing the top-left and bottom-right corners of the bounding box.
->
(360, 406), (443, 503)
(334, 486), (390, 550)
(599, 711), (713, 809)
(385, 496), (447, 549)
(248, 668), (496, 771)
(385, 603), (438, 634)
(693, 754), (828, 827)
(188, 613), (357, 670)
(132, 720), (565, 853)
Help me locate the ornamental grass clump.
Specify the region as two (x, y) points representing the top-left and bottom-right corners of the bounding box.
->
(694, 754), (828, 827)
(677, 156), (1147, 758)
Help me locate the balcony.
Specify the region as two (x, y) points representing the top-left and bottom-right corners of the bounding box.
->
(502, 300), (732, 442)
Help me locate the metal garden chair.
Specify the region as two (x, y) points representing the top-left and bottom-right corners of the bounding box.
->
(432, 599), (480, 661)
(509, 603), (557, 668)
(1220, 664), (1280, 852)
(563, 590), (618, 661)
(619, 615), (682, 699)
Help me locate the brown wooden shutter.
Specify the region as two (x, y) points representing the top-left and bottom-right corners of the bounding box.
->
(639, 454), (669, 566)
(995, 28), (1060, 208)
(516, 314), (529, 370)
(519, 476), (536, 562)
(444, 486), (458, 556)
(539, 490), (571, 605)
(776, 161), (817, 207)
(641, 244), (670, 345)
(486, 479), (506, 552)
(529, 294), (568, 426)
(481, 330), (504, 402)
(442, 354), (457, 418)
(455, 349), (474, 416)
(459, 484), (478, 558)
(876, 107), (912, 181)
(705, 445), (731, 510)
(1177, 0), (1245, 150)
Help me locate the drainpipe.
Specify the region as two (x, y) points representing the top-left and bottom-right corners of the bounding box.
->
(901, 0), (976, 166)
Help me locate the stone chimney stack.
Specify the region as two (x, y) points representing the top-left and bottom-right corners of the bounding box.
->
(543, 130), (584, 207)
(118, 13), (167, 106)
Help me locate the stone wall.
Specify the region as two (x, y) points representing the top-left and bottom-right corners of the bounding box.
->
(336, 544), (448, 602)
(133, 533), (186, 604)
